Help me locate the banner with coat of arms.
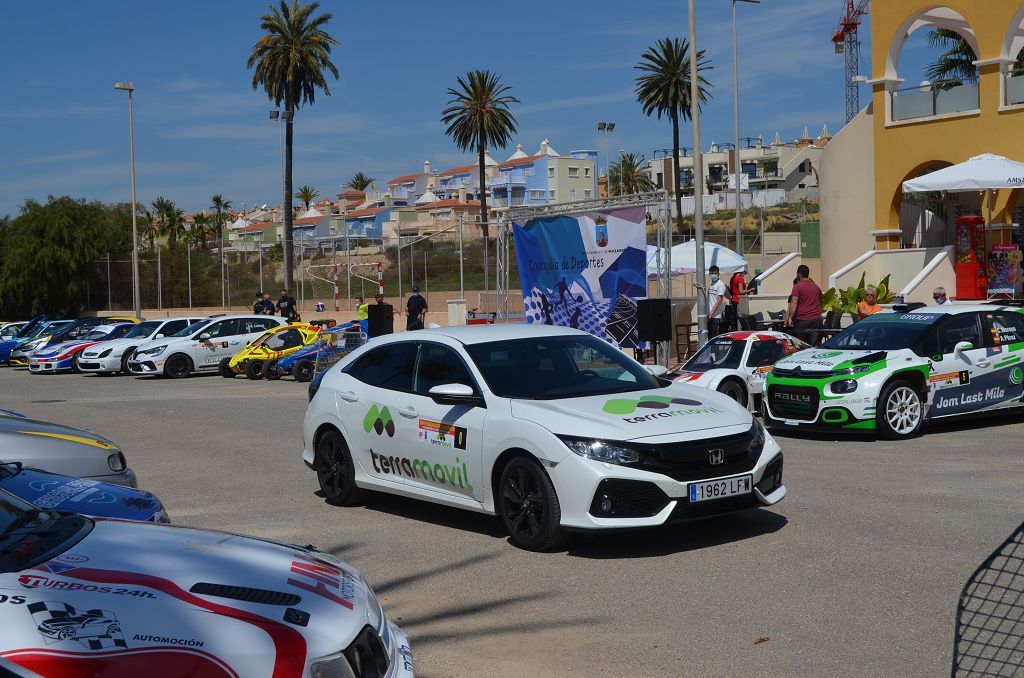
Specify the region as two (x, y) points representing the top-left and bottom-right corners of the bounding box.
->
(512, 206), (648, 348)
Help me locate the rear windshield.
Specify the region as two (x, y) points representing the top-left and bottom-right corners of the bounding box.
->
(173, 320), (208, 337)
(684, 338), (745, 371)
(123, 321), (161, 339)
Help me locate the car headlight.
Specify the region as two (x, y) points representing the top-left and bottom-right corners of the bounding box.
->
(137, 345), (166, 357)
(831, 378), (858, 394)
(107, 452), (126, 472)
(26, 339), (47, 351)
(559, 436), (640, 464)
(98, 348), (112, 358)
(750, 418), (766, 449)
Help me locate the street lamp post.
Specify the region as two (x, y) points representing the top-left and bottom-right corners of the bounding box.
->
(114, 82), (141, 320)
(732, 0), (760, 256)
(597, 122), (615, 196)
(619, 148), (626, 195)
(688, 0), (708, 345)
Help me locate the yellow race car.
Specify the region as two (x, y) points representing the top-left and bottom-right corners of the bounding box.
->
(218, 323), (322, 380)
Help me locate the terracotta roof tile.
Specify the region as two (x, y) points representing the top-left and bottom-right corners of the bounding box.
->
(439, 163), (478, 176)
(416, 199), (481, 211)
(294, 215), (328, 225)
(388, 172), (425, 184)
(498, 154), (544, 168)
(344, 207), (386, 219)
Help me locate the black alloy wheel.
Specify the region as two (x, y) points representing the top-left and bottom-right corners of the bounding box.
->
(120, 348), (135, 375)
(264, 359), (281, 380)
(245, 359), (265, 380)
(218, 357), (235, 378)
(294, 360), (315, 383)
(498, 457), (569, 551)
(315, 429), (363, 506)
(165, 354), (192, 379)
(717, 379), (748, 408)
(71, 353), (83, 373)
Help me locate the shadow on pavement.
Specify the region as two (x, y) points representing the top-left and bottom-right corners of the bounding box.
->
(565, 509), (788, 559)
(354, 492), (507, 539)
(370, 552), (500, 596)
(770, 408), (1023, 443)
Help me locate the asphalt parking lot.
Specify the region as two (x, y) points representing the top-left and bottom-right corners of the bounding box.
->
(2, 366), (1022, 677)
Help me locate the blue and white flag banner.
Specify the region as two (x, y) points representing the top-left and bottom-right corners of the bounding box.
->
(513, 206), (647, 348)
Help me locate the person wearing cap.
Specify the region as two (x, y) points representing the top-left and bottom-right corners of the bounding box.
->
(406, 286), (428, 331)
(727, 266), (753, 331)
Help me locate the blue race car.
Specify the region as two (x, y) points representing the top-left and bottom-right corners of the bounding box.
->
(0, 315), (47, 365)
(4, 319), (74, 366)
(28, 323), (134, 374)
(269, 322), (365, 382)
(0, 461), (170, 523)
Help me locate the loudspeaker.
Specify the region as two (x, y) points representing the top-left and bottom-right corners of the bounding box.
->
(637, 299), (672, 342)
(367, 303), (394, 337)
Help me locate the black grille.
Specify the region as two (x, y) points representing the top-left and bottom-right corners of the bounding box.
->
(668, 493), (759, 522)
(767, 385), (819, 420)
(589, 479), (670, 518)
(756, 454), (784, 495)
(189, 583), (301, 606)
(624, 426), (761, 482)
(344, 624), (390, 677)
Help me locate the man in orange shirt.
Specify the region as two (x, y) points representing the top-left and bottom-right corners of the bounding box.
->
(857, 286), (882, 320)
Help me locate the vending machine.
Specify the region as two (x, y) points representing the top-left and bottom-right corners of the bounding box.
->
(955, 215), (987, 300)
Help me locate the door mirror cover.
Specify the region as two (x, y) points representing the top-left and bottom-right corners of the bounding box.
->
(198, 332), (212, 341)
(953, 340), (973, 356)
(428, 383), (482, 406)
(155, 334), (164, 339)
(645, 364), (669, 377)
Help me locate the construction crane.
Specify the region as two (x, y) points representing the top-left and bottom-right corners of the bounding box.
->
(832, 0), (871, 124)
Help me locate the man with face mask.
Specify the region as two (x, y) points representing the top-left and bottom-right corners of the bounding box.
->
(706, 265), (728, 338)
(276, 289), (297, 319)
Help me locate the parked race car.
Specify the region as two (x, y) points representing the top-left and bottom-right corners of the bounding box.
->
(11, 317), (137, 366)
(128, 315), (284, 378)
(274, 323), (366, 382)
(4, 319), (74, 366)
(0, 462), (168, 523)
(670, 331), (809, 411)
(0, 322), (27, 341)
(220, 322), (322, 380)
(304, 325), (786, 551)
(29, 323), (135, 374)
(0, 489), (413, 677)
(763, 305), (1024, 439)
(0, 412), (137, 487)
(78, 316), (206, 375)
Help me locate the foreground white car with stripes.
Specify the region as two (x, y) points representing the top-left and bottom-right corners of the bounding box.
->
(0, 489), (412, 677)
(303, 325), (786, 551)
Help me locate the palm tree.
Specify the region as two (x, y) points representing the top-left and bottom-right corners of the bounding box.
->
(296, 185), (318, 210)
(149, 197), (184, 248)
(248, 0), (339, 290)
(344, 172), (374, 191)
(210, 195), (231, 307)
(609, 153), (656, 196)
(924, 30), (1024, 88)
(635, 37), (713, 233)
(189, 213), (213, 249)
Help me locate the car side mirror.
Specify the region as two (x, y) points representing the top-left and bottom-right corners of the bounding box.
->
(428, 383), (483, 407)
(198, 332), (211, 341)
(155, 334), (165, 339)
(953, 340), (973, 357)
(645, 365), (669, 377)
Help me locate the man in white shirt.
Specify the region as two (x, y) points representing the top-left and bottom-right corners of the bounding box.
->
(707, 265), (728, 337)
(932, 286), (952, 305)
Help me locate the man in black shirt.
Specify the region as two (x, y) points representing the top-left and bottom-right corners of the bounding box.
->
(276, 289), (297, 319)
(255, 292), (275, 315)
(405, 286), (427, 331)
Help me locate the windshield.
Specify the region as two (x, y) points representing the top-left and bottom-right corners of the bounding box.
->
(822, 313), (942, 351)
(465, 334), (661, 400)
(173, 320), (208, 337)
(685, 337), (746, 371)
(0, 488), (91, 574)
(83, 329), (111, 341)
(123, 321), (161, 339)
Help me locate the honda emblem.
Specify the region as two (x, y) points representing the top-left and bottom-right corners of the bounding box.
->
(708, 448), (725, 465)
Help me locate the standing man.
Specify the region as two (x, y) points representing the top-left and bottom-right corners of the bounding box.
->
(354, 296), (369, 336)
(932, 286), (952, 305)
(255, 292), (275, 315)
(277, 289), (297, 319)
(727, 267), (753, 330)
(253, 292), (263, 314)
(707, 265), (728, 338)
(786, 265), (823, 343)
(406, 286), (428, 331)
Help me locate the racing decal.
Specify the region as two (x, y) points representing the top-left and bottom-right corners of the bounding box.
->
(369, 450), (475, 491)
(15, 431), (116, 450)
(287, 556), (355, 610)
(131, 634), (204, 648)
(19, 574), (157, 598)
(29, 601), (126, 649)
(602, 395), (722, 422)
(810, 351), (842, 359)
(2, 647), (239, 677)
(363, 404), (395, 437)
(928, 367), (1024, 417)
(0, 594), (27, 604)
(929, 370), (970, 391)
(27, 479), (102, 508)
(417, 419), (467, 450)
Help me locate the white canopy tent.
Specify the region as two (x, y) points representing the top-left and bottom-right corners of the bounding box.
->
(646, 239), (747, 277)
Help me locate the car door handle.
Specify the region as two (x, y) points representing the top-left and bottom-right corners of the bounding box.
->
(337, 391), (359, 403)
(976, 360), (990, 368)
(398, 407), (418, 419)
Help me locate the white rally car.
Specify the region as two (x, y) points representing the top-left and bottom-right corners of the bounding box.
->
(303, 325), (786, 551)
(0, 488), (413, 677)
(78, 316), (205, 375)
(670, 331), (809, 411)
(128, 315), (283, 378)
(764, 305), (1024, 439)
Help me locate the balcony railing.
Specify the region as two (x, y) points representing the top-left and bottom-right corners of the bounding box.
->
(1007, 70), (1024, 106)
(891, 80), (979, 122)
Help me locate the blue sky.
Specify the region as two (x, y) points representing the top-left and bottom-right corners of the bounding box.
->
(0, 0), (942, 218)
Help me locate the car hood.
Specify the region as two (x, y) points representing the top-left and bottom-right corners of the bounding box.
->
(0, 467), (165, 522)
(4, 520), (381, 671)
(773, 348), (890, 374)
(82, 337), (139, 355)
(0, 416), (123, 478)
(35, 340), (95, 357)
(510, 384), (752, 442)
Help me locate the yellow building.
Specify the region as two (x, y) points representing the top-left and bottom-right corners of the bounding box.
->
(818, 1), (1024, 299)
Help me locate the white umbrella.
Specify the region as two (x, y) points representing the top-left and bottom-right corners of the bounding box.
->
(647, 239), (746, 276)
(902, 153), (1024, 193)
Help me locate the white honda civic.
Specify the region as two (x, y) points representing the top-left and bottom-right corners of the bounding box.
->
(303, 325), (786, 551)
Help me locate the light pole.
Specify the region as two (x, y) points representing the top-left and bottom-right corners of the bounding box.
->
(597, 122), (615, 196)
(269, 110), (283, 294)
(114, 81), (141, 319)
(732, 0), (760, 255)
(688, 0), (708, 345)
(619, 148), (626, 195)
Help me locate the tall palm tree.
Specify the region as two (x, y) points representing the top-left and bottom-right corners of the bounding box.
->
(189, 213), (213, 249)
(149, 197), (183, 247)
(248, 0), (339, 290)
(344, 172), (374, 191)
(609, 152), (656, 196)
(296, 185), (318, 210)
(210, 194), (231, 307)
(924, 30), (1024, 87)
(635, 37), (713, 232)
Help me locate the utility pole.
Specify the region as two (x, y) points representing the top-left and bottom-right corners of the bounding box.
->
(689, 0), (708, 345)
(732, 0), (759, 255)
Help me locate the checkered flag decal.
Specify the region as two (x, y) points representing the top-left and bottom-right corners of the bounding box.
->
(28, 601), (127, 649)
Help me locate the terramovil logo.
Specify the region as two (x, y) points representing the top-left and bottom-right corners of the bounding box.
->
(1011, 366), (1023, 386)
(603, 395), (722, 423)
(811, 351), (842, 359)
(363, 404), (395, 437)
